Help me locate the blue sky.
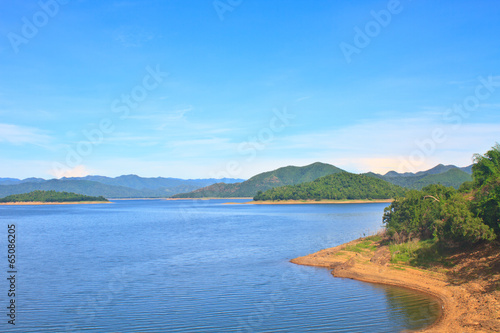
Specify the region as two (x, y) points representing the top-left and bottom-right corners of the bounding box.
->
(0, 0), (499, 179)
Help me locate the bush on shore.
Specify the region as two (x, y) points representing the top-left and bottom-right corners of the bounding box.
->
(383, 143), (500, 247)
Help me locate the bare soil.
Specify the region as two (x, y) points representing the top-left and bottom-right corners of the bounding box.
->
(291, 238), (500, 332)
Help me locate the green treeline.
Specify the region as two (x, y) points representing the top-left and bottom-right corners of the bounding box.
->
(253, 172), (407, 201)
(0, 190), (108, 203)
(383, 144), (500, 245)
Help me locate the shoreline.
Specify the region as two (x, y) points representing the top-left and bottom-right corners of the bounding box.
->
(225, 199), (394, 205)
(166, 197), (253, 200)
(0, 201), (111, 206)
(291, 237), (500, 332)
(108, 198), (165, 200)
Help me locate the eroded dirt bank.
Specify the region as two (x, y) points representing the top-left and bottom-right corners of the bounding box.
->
(291, 237), (500, 332)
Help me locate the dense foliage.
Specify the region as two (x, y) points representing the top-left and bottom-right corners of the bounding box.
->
(471, 143), (500, 235)
(383, 144), (500, 245)
(173, 162), (345, 198)
(253, 172), (406, 201)
(0, 190), (108, 203)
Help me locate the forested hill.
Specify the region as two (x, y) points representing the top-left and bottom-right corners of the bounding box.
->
(253, 172), (406, 201)
(172, 162), (345, 198)
(0, 190), (108, 203)
(367, 164), (473, 190)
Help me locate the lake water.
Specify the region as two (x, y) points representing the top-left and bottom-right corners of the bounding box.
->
(0, 199), (440, 332)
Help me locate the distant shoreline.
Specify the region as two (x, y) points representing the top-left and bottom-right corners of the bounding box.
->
(108, 198), (165, 200)
(165, 197), (253, 200)
(0, 201), (111, 206)
(225, 199), (394, 205)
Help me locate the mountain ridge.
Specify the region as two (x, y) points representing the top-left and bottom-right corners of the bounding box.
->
(0, 176), (245, 198)
(0, 163), (474, 198)
(172, 162), (346, 198)
(371, 164), (473, 190)
(383, 164), (473, 177)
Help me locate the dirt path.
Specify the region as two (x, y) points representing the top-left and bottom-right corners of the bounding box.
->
(291, 237), (500, 332)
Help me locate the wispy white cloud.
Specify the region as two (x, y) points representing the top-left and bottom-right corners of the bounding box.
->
(164, 137), (236, 159)
(266, 117), (499, 174)
(102, 133), (159, 143)
(165, 137), (232, 148)
(479, 103), (500, 109)
(0, 123), (52, 147)
(50, 165), (93, 179)
(447, 78), (477, 85)
(124, 107), (241, 137)
(113, 25), (154, 48)
(156, 107), (193, 130)
(125, 106), (193, 130)
(0, 159), (54, 179)
(295, 96), (311, 103)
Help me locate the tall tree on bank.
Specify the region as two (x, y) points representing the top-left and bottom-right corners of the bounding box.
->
(472, 143), (500, 235)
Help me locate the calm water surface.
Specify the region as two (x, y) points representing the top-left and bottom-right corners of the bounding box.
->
(0, 199), (439, 332)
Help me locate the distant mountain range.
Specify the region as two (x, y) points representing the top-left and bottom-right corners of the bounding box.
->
(173, 163), (473, 198)
(382, 164), (472, 177)
(0, 163), (473, 199)
(366, 164), (473, 190)
(0, 175), (245, 199)
(0, 177), (46, 185)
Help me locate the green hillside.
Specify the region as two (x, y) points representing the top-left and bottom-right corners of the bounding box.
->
(254, 172), (406, 201)
(0, 190), (108, 203)
(410, 168), (473, 189)
(366, 166), (472, 190)
(172, 162), (345, 198)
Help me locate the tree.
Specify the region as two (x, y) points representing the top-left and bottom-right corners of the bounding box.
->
(471, 143), (500, 235)
(383, 184), (495, 245)
(472, 143), (500, 187)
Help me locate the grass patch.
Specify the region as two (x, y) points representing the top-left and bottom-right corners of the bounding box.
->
(389, 239), (454, 268)
(344, 240), (376, 253)
(344, 244), (363, 253)
(357, 240), (377, 250)
(390, 265), (406, 271)
(365, 235), (382, 242)
(389, 240), (420, 263)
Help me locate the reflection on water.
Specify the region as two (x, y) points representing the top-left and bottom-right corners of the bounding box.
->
(377, 283), (441, 331)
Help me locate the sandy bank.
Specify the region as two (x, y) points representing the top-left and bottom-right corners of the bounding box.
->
(108, 198), (165, 200)
(0, 201), (111, 206)
(166, 197), (253, 200)
(291, 237), (500, 332)
(225, 199), (393, 205)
